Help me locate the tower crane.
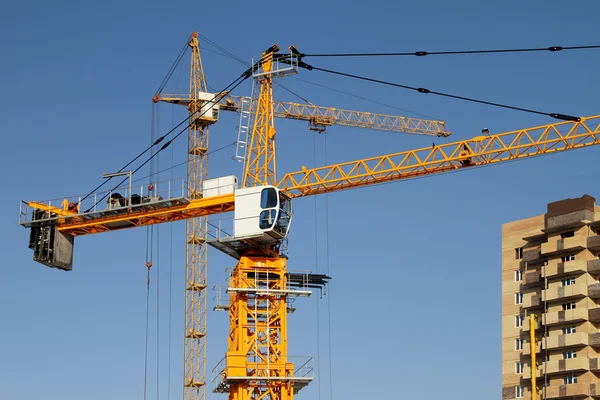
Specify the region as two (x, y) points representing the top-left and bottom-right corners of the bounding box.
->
(151, 33), (450, 400)
(18, 35), (600, 400)
(157, 93), (451, 136)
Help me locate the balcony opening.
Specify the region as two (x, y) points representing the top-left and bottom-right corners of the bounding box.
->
(563, 374), (578, 385)
(562, 277), (576, 286)
(563, 350), (577, 359)
(562, 302), (577, 310)
(515, 247), (523, 260)
(561, 230), (575, 238)
(515, 361), (524, 374)
(515, 338), (524, 351)
(515, 292), (523, 305)
(515, 270), (523, 282)
(515, 385), (524, 399)
(561, 254), (575, 262)
(562, 325), (577, 334)
(515, 315), (524, 328)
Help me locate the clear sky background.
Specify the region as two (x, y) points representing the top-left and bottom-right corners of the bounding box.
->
(1, 1), (600, 399)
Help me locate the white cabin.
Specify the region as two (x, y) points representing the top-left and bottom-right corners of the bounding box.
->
(197, 91), (220, 122)
(233, 185), (292, 244)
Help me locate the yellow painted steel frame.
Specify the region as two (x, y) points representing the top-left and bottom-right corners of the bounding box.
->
(36, 114), (600, 238)
(530, 314), (537, 400)
(54, 194), (234, 236)
(185, 32), (210, 400)
(221, 95), (450, 137)
(226, 256), (293, 400)
(158, 94), (451, 137)
(242, 51), (277, 188)
(28, 201), (77, 217)
(278, 115), (600, 197)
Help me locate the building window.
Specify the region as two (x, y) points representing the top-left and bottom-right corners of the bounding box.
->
(515, 293), (523, 305)
(515, 362), (524, 374)
(515, 338), (524, 351)
(561, 254), (575, 262)
(515, 385), (524, 398)
(563, 350), (577, 359)
(563, 375), (578, 385)
(516, 315), (524, 328)
(562, 302), (577, 310)
(515, 270), (523, 282)
(561, 231), (575, 238)
(562, 325), (577, 334)
(562, 278), (576, 286)
(515, 247), (523, 260)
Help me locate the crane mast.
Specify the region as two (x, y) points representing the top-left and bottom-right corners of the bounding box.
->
(242, 46), (278, 188)
(217, 44), (310, 400)
(184, 32), (210, 400)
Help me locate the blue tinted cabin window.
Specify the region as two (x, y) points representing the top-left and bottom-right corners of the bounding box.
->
(261, 188), (278, 209)
(274, 193), (291, 235)
(259, 209), (277, 229)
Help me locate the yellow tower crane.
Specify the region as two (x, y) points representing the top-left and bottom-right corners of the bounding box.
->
(18, 37), (600, 400)
(150, 34), (451, 400)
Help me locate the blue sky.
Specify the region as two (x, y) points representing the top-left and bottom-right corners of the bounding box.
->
(1, 1), (600, 399)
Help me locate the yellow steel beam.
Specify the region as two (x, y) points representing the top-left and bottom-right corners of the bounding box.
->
(278, 115), (600, 198)
(225, 256), (293, 400)
(221, 95), (450, 137)
(184, 31), (210, 400)
(157, 93), (450, 137)
(28, 201), (76, 217)
(56, 194), (234, 236)
(242, 49), (277, 188)
(37, 115), (599, 237)
(530, 314), (537, 400)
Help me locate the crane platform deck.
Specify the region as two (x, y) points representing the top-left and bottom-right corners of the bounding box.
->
(19, 178), (202, 234)
(212, 356), (314, 395)
(20, 196), (190, 228)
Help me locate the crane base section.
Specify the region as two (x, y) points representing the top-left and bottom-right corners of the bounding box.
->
(28, 210), (74, 271)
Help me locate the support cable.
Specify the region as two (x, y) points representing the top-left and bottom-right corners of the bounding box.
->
(155, 36), (191, 96)
(143, 228), (153, 400)
(323, 133), (334, 400)
(312, 129), (322, 400)
(167, 106), (175, 400)
(307, 65), (581, 122)
(130, 142), (237, 184)
(291, 76), (438, 119)
(197, 33), (248, 66)
(153, 103), (160, 400)
(155, 221), (160, 399)
(78, 113), (194, 205)
(301, 44), (600, 58)
(83, 70), (251, 212)
(144, 98), (158, 400)
(197, 32), (311, 104)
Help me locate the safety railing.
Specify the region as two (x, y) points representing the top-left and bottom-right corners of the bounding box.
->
(212, 284), (298, 312)
(211, 355), (314, 393)
(251, 49), (299, 79)
(212, 285), (231, 312)
(207, 218), (235, 241)
(19, 178), (187, 226)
